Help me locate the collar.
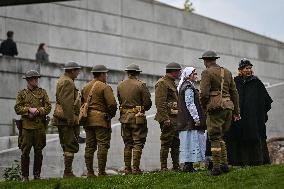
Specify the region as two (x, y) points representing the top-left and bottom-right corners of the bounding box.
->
(128, 75), (137, 79)
(64, 73), (74, 81)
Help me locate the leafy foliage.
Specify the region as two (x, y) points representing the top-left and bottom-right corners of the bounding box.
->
(3, 160), (21, 181)
(184, 0), (195, 12)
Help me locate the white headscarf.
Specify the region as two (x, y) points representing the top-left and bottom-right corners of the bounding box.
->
(177, 66), (195, 92)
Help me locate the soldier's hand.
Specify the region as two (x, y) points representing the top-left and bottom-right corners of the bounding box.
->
(233, 114), (241, 122)
(164, 119), (171, 127)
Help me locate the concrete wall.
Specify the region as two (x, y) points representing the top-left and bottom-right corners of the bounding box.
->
(0, 0), (284, 136)
(0, 0), (284, 84)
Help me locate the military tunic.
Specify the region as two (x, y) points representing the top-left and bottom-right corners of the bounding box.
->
(155, 75), (180, 169)
(14, 86), (51, 177)
(117, 75), (152, 169)
(81, 79), (117, 174)
(53, 73), (81, 153)
(199, 64), (239, 170)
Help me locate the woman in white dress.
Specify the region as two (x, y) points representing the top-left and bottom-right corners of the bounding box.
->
(176, 67), (206, 172)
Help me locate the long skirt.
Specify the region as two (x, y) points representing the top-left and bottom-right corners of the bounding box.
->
(179, 130), (205, 163)
(226, 138), (270, 166)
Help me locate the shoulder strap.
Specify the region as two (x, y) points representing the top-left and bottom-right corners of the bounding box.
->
(85, 81), (99, 105)
(220, 67), (225, 96)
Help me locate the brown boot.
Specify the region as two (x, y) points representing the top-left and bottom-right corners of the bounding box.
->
(98, 171), (107, 176)
(21, 155), (30, 181)
(33, 153), (43, 180)
(124, 167), (132, 175)
(22, 176), (29, 182)
(63, 152), (76, 178)
(220, 164), (229, 173)
(87, 171), (96, 178)
(132, 167), (142, 175)
(208, 168), (222, 176)
(161, 164), (168, 171)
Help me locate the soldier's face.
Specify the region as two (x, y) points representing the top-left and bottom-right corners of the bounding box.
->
(72, 69), (80, 79)
(172, 70), (181, 79)
(240, 66), (253, 77)
(27, 77), (39, 88)
(101, 73), (107, 82)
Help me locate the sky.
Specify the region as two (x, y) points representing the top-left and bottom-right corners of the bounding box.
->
(158, 0), (284, 42)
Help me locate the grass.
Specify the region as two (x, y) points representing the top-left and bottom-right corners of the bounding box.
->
(1, 164), (284, 189)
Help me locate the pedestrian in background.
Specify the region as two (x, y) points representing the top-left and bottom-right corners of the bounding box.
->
(0, 31), (18, 57)
(176, 67), (206, 172)
(225, 58), (273, 166)
(36, 43), (49, 63)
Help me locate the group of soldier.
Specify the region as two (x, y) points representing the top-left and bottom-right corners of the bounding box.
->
(14, 50), (240, 181)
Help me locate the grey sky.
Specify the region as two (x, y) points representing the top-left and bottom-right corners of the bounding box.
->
(158, 0), (284, 42)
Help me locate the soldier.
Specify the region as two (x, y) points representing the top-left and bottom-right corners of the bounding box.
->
(14, 70), (51, 181)
(81, 65), (117, 177)
(155, 62), (182, 171)
(52, 62), (81, 178)
(199, 50), (240, 175)
(117, 64), (152, 174)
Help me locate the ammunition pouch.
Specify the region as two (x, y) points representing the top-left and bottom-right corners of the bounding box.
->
(88, 110), (111, 128)
(120, 106), (146, 124)
(207, 91), (234, 112)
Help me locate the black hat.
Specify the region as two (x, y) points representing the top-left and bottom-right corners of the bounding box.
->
(239, 58), (253, 69)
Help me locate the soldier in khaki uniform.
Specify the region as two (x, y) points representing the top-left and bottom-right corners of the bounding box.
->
(117, 64), (152, 174)
(14, 70), (51, 181)
(155, 62), (182, 171)
(199, 51), (240, 175)
(52, 62), (81, 178)
(81, 65), (117, 177)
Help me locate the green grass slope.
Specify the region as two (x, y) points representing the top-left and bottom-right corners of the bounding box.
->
(1, 164), (284, 189)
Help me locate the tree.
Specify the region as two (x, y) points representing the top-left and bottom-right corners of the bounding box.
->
(184, 0), (195, 12)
